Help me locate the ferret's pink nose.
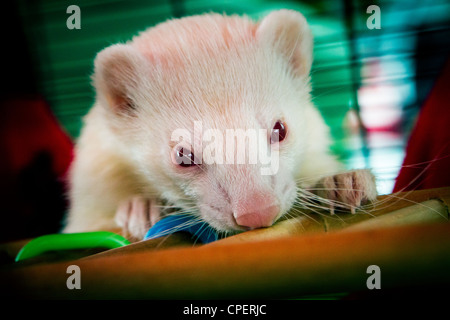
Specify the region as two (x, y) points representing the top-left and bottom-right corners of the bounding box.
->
(234, 204), (280, 229)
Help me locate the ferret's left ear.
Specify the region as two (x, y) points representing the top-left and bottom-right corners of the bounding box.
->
(93, 44), (150, 114)
(256, 10), (313, 77)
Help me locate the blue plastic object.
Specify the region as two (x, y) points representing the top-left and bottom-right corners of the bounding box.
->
(144, 214), (220, 244)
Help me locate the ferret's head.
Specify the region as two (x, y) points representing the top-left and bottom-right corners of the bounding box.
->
(93, 10), (314, 233)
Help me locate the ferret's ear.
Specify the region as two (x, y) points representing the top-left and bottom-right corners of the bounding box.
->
(256, 10), (313, 77)
(93, 44), (148, 113)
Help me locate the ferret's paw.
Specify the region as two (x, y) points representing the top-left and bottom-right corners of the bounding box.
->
(315, 169), (377, 214)
(115, 196), (161, 240)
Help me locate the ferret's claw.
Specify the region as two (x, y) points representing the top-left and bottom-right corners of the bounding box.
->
(314, 169), (377, 215)
(115, 196), (161, 240)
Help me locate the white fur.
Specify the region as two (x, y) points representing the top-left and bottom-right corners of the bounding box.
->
(63, 10), (368, 237)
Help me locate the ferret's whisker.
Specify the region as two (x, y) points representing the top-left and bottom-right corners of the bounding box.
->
(282, 211), (307, 231)
(289, 205), (323, 224)
(295, 187), (377, 218)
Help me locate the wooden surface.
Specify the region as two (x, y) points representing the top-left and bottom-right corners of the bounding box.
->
(1, 187), (449, 299)
(84, 186), (450, 251)
(2, 221), (450, 299)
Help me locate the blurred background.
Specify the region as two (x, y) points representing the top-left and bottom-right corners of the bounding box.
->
(1, 0), (449, 241)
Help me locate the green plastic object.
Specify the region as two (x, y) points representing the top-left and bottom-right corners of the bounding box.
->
(15, 231), (130, 262)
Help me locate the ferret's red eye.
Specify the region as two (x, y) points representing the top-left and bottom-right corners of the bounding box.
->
(270, 120), (287, 144)
(176, 147), (196, 167)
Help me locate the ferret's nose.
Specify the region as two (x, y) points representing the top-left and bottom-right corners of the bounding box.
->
(235, 205), (280, 229)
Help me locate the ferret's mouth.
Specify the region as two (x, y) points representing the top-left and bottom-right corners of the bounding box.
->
(167, 181), (297, 234)
(200, 204), (288, 233)
(199, 204), (247, 233)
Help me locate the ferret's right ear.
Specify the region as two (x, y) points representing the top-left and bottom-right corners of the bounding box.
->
(93, 44), (148, 113)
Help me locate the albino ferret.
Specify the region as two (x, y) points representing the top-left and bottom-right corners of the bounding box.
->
(63, 10), (377, 240)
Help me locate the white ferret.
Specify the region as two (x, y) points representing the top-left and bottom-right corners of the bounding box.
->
(63, 10), (377, 240)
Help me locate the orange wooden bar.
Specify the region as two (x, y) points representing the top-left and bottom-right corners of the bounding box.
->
(2, 219), (450, 299)
(1, 187), (449, 299)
